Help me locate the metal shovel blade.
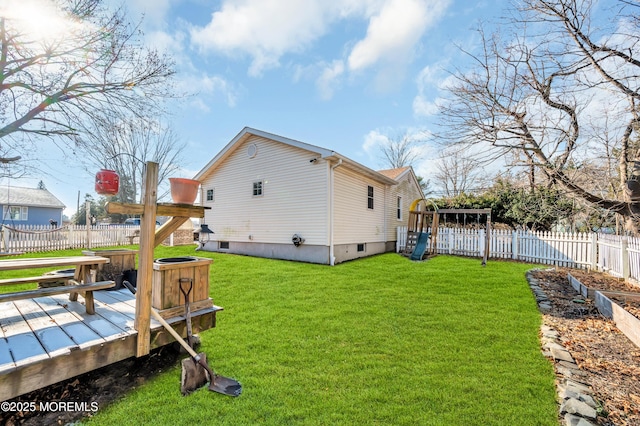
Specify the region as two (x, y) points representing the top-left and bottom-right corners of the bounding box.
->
(182, 352), (242, 397)
(209, 373), (243, 397)
(181, 355), (209, 395)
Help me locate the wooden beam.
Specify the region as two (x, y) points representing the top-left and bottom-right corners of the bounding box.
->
(154, 216), (190, 247)
(135, 162), (159, 357)
(106, 202), (206, 218)
(436, 209), (492, 214)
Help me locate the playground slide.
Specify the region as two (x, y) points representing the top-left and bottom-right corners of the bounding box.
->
(410, 232), (431, 261)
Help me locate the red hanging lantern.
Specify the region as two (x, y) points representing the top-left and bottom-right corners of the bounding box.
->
(95, 169), (119, 195)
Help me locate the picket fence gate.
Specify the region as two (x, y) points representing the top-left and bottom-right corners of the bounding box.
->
(397, 227), (640, 283)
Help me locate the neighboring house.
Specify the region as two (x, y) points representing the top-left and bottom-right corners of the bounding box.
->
(194, 127), (424, 265)
(0, 186), (65, 227)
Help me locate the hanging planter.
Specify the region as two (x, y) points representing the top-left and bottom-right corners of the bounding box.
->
(95, 169), (119, 195)
(169, 178), (200, 204)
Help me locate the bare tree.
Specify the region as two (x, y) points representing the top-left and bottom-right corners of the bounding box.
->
(0, 0), (177, 162)
(379, 132), (423, 169)
(76, 115), (185, 203)
(439, 0), (640, 232)
(433, 149), (485, 197)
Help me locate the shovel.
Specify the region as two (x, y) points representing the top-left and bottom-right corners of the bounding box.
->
(179, 278), (195, 349)
(123, 280), (242, 397)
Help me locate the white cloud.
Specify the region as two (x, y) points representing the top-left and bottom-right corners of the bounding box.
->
(198, 74), (241, 108)
(146, 30), (185, 56)
(347, 0), (446, 72)
(190, 0), (330, 77)
(124, 0), (176, 28)
(412, 63), (449, 118)
(362, 129), (389, 157)
(190, 0), (451, 84)
(412, 97), (439, 117)
(316, 60), (346, 100)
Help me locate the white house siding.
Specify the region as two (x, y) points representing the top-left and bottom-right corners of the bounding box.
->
(385, 172), (423, 243)
(332, 166), (388, 262)
(200, 135), (329, 261)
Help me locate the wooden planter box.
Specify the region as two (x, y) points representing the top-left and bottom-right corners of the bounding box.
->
(82, 249), (138, 281)
(568, 273), (640, 349)
(152, 256), (213, 318)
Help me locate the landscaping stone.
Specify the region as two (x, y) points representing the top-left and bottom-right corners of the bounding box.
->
(526, 271), (603, 426)
(539, 301), (552, 311)
(563, 413), (595, 426)
(550, 347), (575, 363)
(558, 379), (592, 395)
(560, 398), (597, 419)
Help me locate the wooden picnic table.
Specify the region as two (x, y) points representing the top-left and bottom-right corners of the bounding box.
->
(0, 256), (113, 314)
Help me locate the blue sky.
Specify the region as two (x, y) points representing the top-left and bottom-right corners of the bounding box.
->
(19, 0), (513, 217)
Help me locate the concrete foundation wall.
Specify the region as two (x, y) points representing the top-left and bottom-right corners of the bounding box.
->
(200, 240), (397, 265)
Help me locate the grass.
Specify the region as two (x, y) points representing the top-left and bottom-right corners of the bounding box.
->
(1, 247), (558, 425)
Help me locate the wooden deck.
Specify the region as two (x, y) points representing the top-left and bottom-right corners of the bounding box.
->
(0, 289), (221, 401)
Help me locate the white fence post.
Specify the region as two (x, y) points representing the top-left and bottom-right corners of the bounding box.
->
(1, 225), (6, 252)
(621, 237), (630, 280)
(590, 233), (598, 271)
(511, 231), (518, 261)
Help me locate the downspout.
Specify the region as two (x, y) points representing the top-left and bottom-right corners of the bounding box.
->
(329, 159), (343, 265)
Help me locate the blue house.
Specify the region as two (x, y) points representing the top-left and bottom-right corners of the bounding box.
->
(0, 186), (65, 227)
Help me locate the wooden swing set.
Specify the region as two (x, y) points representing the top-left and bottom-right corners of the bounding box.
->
(402, 198), (492, 265)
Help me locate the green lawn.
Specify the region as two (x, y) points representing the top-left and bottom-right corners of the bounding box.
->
(2, 248), (559, 425)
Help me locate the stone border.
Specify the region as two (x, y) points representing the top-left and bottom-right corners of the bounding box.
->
(527, 270), (600, 426)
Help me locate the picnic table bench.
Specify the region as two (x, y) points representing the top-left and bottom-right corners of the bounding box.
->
(0, 270), (76, 288)
(0, 256), (115, 314)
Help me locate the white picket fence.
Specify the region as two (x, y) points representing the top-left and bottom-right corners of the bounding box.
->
(0, 224), (144, 253)
(397, 227), (640, 283)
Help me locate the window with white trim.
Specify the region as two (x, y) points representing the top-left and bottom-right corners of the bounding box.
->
(367, 185), (374, 209)
(397, 196), (402, 220)
(206, 188), (214, 202)
(3, 206), (28, 221)
(253, 180), (264, 197)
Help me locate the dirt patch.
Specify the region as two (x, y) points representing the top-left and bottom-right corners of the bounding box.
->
(0, 344), (182, 426)
(532, 268), (640, 425)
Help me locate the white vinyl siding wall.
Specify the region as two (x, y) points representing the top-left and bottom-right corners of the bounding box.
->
(201, 136), (328, 245)
(385, 173), (423, 241)
(333, 167), (386, 245)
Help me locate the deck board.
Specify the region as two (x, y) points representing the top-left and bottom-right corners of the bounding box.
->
(93, 290), (161, 328)
(0, 330), (14, 373)
(32, 297), (105, 349)
(13, 299), (76, 357)
(0, 289), (221, 401)
(60, 297), (131, 341)
(0, 302), (48, 368)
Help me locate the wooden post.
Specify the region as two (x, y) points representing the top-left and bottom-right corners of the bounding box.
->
(85, 200), (91, 249)
(135, 162), (159, 357)
(483, 213), (491, 266)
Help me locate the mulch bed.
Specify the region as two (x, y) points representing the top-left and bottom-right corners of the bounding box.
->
(532, 267), (640, 425)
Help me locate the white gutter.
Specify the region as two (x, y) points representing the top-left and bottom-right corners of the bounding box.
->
(329, 159), (343, 266)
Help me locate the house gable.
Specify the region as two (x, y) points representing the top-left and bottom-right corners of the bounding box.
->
(0, 186), (65, 226)
(199, 133), (330, 246)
